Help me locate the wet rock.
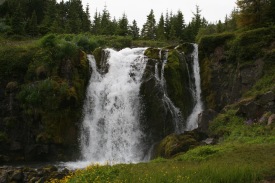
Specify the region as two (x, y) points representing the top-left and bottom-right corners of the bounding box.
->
(237, 101), (263, 119)
(11, 169), (23, 181)
(0, 170), (9, 183)
(257, 91), (275, 105)
(202, 138), (216, 145)
(198, 109), (218, 134)
(268, 114), (275, 125)
(153, 130), (205, 158)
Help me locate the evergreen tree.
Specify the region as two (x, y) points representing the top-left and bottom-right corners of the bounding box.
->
(92, 10), (101, 35)
(82, 4), (91, 32)
(236, 0), (269, 27)
(130, 20), (139, 40)
(28, 11), (38, 36)
(41, 0), (57, 34)
(141, 9), (156, 40)
(164, 11), (171, 39)
(11, 3), (25, 35)
(100, 5), (112, 35)
(174, 10), (185, 39)
(117, 13), (129, 36)
(156, 14), (165, 40)
(216, 20), (223, 33)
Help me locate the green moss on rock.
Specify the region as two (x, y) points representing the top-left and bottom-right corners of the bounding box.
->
(154, 132), (201, 158)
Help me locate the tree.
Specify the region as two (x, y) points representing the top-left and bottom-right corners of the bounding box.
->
(164, 11), (171, 39)
(174, 10), (185, 39)
(156, 14), (165, 40)
(236, 0), (271, 27)
(11, 3), (25, 35)
(141, 9), (156, 40)
(41, 0), (57, 34)
(130, 20), (139, 39)
(82, 4), (91, 32)
(92, 10), (101, 35)
(28, 11), (38, 36)
(100, 5), (112, 35)
(117, 13), (129, 36)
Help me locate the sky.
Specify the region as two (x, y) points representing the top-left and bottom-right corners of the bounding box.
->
(69, 0), (237, 27)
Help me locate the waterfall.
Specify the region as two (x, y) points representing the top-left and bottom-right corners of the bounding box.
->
(185, 44), (203, 131)
(155, 50), (183, 134)
(80, 48), (147, 164)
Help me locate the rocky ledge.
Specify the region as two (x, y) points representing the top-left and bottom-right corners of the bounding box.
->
(0, 165), (70, 183)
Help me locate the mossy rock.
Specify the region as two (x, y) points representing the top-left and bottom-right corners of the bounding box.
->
(164, 49), (194, 118)
(6, 81), (18, 93)
(176, 43), (194, 55)
(144, 48), (161, 60)
(154, 132), (200, 158)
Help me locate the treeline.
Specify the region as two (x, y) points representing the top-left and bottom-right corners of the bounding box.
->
(0, 0), (275, 42)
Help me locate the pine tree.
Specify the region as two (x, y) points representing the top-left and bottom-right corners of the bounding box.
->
(164, 11), (171, 39)
(28, 11), (38, 36)
(156, 14), (165, 40)
(92, 10), (101, 35)
(130, 20), (139, 40)
(117, 13), (129, 36)
(141, 9), (156, 40)
(236, 0), (271, 27)
(11, 3), (25, 35)
(82, 4), (91, 32)
(100, 5), (112, 35)
(41, 0), (57, 34)
(174, 10), (185, 40)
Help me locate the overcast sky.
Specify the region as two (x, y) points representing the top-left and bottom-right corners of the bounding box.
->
(68, 0), (237, 27)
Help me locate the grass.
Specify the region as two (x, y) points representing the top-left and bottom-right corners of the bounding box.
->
(49, 143), (275, 183)
(48, 107), (275, 183)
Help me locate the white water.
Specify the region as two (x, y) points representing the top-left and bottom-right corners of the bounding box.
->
(155, 50), (183, 134)
(79, 48), (147, 166)
(185, 44), (203, 131)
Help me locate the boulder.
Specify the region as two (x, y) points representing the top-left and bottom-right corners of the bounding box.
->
(11, 169), (23, 181)
(197, 109), (218, 134)
(237, 101), (263, 119)
(268, 114), (275, 125)
(257, 91), (274, 105)
(202, 138), (216, 145)
(153, 130), (205, 158)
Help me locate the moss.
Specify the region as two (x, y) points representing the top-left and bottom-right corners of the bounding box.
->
(164, 49), (193, 118)
(176, 43), (194, 55)
(199, 32), (235, 55)
(144, 48), (161, 60)
(155, 132), (199, 158)
(92, 47), (103, 68)
(0, 132), (8, 143)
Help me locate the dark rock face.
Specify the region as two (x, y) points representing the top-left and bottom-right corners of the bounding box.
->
(0, 165), (70, 183)
(0, 47), (89, 163)
(197, 109), (218, 134)
(237, 91), (275, 120)
(201, 53), (266, 112)
(140, 45), (194, 144)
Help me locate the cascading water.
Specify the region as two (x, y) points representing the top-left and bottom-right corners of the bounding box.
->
(185, 44), (203, 131)
(80, 48), (147, 164)
(155, 50), (183, 134)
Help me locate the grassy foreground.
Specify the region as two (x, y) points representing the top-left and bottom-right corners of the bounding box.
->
(48, 142), (275, 183)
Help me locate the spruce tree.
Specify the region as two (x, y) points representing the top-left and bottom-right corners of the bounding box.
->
(141, 9), (156, 40)
(28, 11), (38, 36)
(11, 3), (25, 35)
(92, 10), (101, 35)
(117, 13), (129, 36)
(130, 20), (139, 40)
(156, 14), (165, 40)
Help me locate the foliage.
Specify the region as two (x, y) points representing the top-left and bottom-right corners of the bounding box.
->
(198, 32), (235, 55)
(50, 143), (275, 183)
